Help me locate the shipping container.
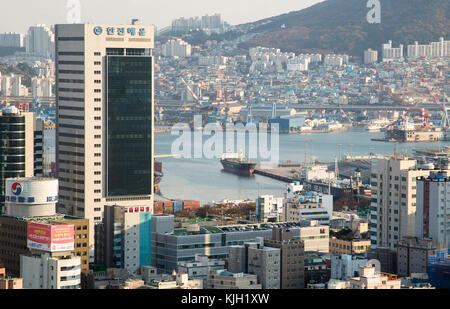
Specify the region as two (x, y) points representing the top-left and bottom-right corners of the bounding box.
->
(182, 200), (200, 210)
(163, 202), (174, 207)
(154, 202), (164, 214)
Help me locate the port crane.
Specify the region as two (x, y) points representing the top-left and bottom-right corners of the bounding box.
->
(440, 92), (450, 128)
(178, 74), (201, 107)
(425, 84), (450, 128)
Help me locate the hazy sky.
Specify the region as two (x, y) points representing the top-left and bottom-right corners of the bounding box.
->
(0, 0), (324, 33)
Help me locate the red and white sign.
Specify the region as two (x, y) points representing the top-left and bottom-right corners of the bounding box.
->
(27, 223), (75, 252)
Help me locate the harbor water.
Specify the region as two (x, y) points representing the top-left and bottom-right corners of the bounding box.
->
(44, 127), (450, 205)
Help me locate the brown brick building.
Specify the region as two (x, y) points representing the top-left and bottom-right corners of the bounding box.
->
(265, 228), (305, 289)
(0, 215), (89, 276)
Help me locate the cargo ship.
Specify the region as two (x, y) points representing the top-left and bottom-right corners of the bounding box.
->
(220, 151), (257, 176)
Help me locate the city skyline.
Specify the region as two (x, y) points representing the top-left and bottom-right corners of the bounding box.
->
(0, 0), (323, 33)
(1, 0), (449, 292)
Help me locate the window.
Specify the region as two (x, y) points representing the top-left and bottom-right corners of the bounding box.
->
(94, 52), (101, 56)
(59, 51), (84, 56)
(94, 61), (101, 65)
(94, 107), (101, 111)
(94, 116), (101, 120)
(94, 98), (101, 102)
(94, 71), (101, 75)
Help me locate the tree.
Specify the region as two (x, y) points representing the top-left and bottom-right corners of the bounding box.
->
(176, 209), (196, 219)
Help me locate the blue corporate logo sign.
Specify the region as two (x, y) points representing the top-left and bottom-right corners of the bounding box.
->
(93, 26), (147, 37)
(11, 182), (23, 196)
(94, 26), (103, 35)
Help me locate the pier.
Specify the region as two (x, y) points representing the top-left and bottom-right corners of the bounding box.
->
(254, 165), (298, 183)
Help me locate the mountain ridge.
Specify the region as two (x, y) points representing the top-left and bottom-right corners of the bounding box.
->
(236, 0), (450, 56)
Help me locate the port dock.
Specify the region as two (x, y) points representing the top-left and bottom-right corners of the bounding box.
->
(254, 165), (299, 183)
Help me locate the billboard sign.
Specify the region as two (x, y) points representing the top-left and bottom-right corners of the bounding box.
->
(27, 223), (75, 252)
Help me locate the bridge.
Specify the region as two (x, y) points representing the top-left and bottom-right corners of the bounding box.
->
(287, 103), (443, 112)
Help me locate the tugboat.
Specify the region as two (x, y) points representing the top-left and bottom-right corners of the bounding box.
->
(220, 150), (257, 176)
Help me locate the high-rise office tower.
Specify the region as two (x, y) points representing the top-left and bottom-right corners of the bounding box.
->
(55, 23), (155, 252)
(0, 107), (43, 214)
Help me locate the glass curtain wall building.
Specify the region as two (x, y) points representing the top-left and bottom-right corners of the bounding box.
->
(55, 24), (155, 251)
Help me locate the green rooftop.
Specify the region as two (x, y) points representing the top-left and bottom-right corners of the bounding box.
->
(173, 228), (187, 235)
(202, 226), (223, 234)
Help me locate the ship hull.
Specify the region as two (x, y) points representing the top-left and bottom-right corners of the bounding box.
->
(221, 159), (256, 176)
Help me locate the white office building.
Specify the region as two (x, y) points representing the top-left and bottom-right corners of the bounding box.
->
(25, 25), (55, 59)
(407, 37), (450, 58)
(0, 33), (24, 48)
(364, 49), (378, 64)
(31, 77), (54, 98)
(287, 57), (309, 71)
(298, 221), (329, 253)
(0, 74), (28, 97)
(382, 41), (404, 60)
(256, 195), (284, 222)
(331, 254), (368, 280)
(177, 254), (225, 285)
(161, 38), (191, 57)
(283, 192), (333, 225)
(55, 23), (155, 251)
(198, 55), (227, 66)
(20, 252), (81, 289)
(324, 54), (349, 66)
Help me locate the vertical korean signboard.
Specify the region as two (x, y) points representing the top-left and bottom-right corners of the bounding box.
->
(27, 223), (75, 252)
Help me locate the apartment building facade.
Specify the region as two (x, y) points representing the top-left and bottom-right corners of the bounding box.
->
(369, 155), (444, 250)
(416, 172), (450, 249)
